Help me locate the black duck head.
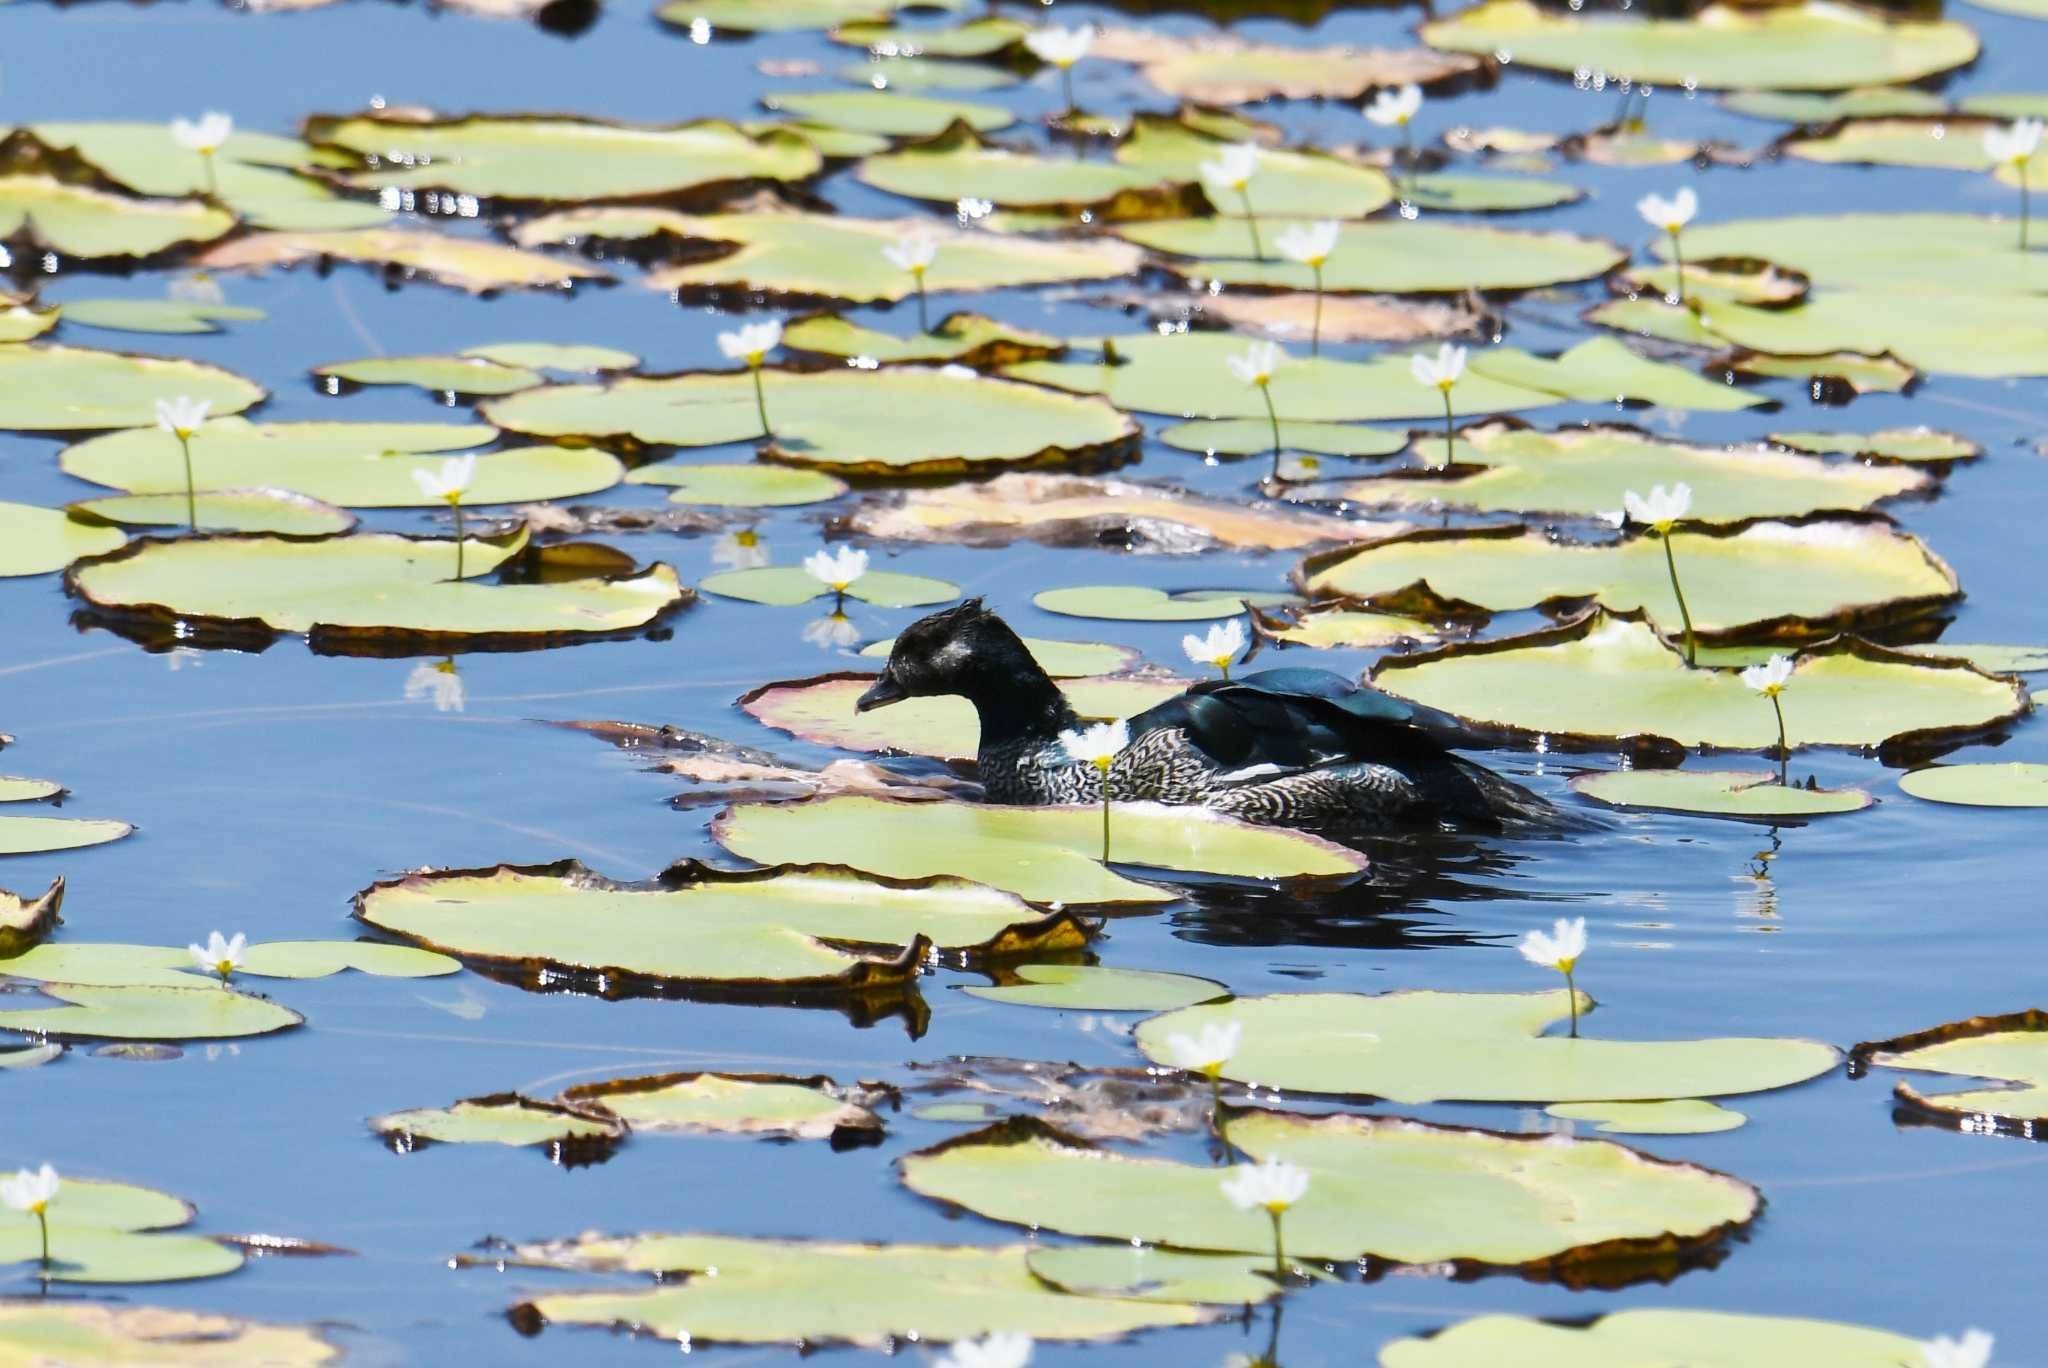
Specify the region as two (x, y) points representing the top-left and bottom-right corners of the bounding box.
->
(856, 598), (1042, 713)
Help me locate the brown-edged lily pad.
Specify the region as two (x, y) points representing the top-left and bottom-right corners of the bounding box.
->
(371, 1093), (626, 1160)
(0, 877), (63, 956)
(1569, 769), (1872, 818)
(1091, 26), (1480, 103)
(560, 1071), (885, 1139)
(197, 228), (608, 294)
(1854, 1010), (2048, 1139)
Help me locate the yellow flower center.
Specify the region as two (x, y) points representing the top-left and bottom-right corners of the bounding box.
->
(443, 491), (464, 508)
(174, 424), (197, 439)
(1761, 683), (1784, 698)
(747, 351), (767, 366)
(1437, 378), (1455, 392)
(909, 264), (926, 278)
(1264, 1199), (1291, 1215)
(214, 959), (234, 976)
(1652, 518), (1676, 534)
(1556, 956), (1577, 974)
(1091, 756), (1114, 774)
(734, 529), (760, 548)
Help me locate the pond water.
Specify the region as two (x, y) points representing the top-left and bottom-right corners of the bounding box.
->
(0, 0), (2044, 1362)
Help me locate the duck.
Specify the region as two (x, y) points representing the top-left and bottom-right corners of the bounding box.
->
(855, 599), (1559, 831)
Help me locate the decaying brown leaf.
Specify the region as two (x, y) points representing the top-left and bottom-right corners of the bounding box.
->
(907, 1055), (1217, 1141)
(550, 720), (981, 805)
(0, 875), (62, 957)
(1096, 284), (1487, 345)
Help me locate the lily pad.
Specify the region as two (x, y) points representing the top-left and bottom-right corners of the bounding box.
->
(516, 210), (1142, 304)
(1300, 520), (1959, 639)
(829, 17), (1026, 58)
(69, 489), (358, 537)
(1034, 585), (1295, 622)
(857, 125), (1198, 219)
(626, 462), (848, 507)
(197, 228), (609, 295)
(0, 815), (132, 856)
(0, 984), (302, 1041)
(963, 965), (1229, 1012)
(0, 177), (234, 260)
(1724, 88), (1947, 123)
(0, 1303), (337, 1363)
(1893, 644), (2048, 673)
(559, 1071), (883, 1138)
(1466, 338), (1766, 412)
(1136, 991), (1837, 1103)
(67, 531), (688, 651)
(1369, 613), (2028, 752)
(1115, 115), (1393, 219)
(0, 502), (127, 577)
(1419, 0), (1978, 91)
(1253, 605), (1445, 650)
(461, 342), (637, 372)
(1856, 1010), (2048, 1134)
(1569, 769), (1873, 818)
(1772, 428), (1978, 462)
(699, 565), (958, 608)
(661, 0), (966, 34)
(0, 301), (57, 343)
(0, 344), (263, 431)
(237, 941), (462, 978)
(313, 354), (544, 396)
(1095, 27), (1479, 104)
(0, 877), (62, 956)
(1378, 1309), (1924, 1366)
(1672, 213), (2045, 295)
(0, 779), (63, 803)
(740, 672), (1190, 761)
(1898, 762), (2048, 808)
(59, 299), (266, 336)
(355, 859), (1087, 995)
(370, 1093), (625, 1152)
(859, 636), (1138, 677)
(1406, 173), (1583, 213)
(712, 795), (1366, 906)
(499, 1233), (1207, 1345)
(483, 369), (1137, 478)
(781, 312), (1063, 368)
(762, 90), (1012, 138)
(1782, 115), (2020, 173)
(1161, 419), (1407, 459)
(1545, 1100), (1747, 1136)
(63, 419), (619, 508)
(1717, 347), (1916, 396)
(901, 1112), (1759, 1274)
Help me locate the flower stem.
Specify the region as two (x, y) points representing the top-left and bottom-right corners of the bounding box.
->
(200, 150), (218, 199)
(35, 1210), (48, 1271)
(1771, 692), (1789, 787)
(1061, 66), (1076, 116)
(1440, 389), (1455, 468)
(1669, 226), (1688, 308)
(751, 363), (771, 438)
(1208, 1070), (1235, 1162)
(1258, 383), (1282, 482)
(2022, 165), (2032, 251)
(1238, 187), (1264, 259)
(1564, 966), (1578, 1039)
(1100, 786), (1111, 863)
(1266, 1208), (1287, 1279)
(452, 500), (465, 581)
(914, 275), (929, 335)
(177, 432), (197, 532)
(1660, 531), (1697, 667)
(1401, 125), (1415, 201)
(1309, 263), (1324, 358)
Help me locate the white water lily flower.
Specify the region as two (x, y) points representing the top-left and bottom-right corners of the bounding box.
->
(1984, 119), (2042, 167)
(1365, 84), (1423, 127)
(882, 229), (939, 275)
(170, 111), (233, 154)
(717, 319), (784, 366)
(0, 1165), (58, 1214)
(404, 660), (466, 713)
(1221, 1156), (1309, 1213)
(1199, 142), (1262, 192)
(1163, 1019), (1242, 1075)
(188, 930), (248, 980)
(802, 545), (869, 591)
(1739, 655), (1794, 697)
(1226, 339), (1284, 387)
(1517, 916), (1586, 973)
(937, 1331), (1034, 1368)
(1059, 718), (1130, 770)
(411, 454), (477, 505)
(1182, 620), (1245, 672)
(1636, 186), (1699, 234)
(1275, 219), (1340, 267)
(1920, 1329), (1994, 1368)
(1023, 25), (1092, 68)
(154, 396), (211, 439)
(1410, 342), (1466, 390)
(1622, 482), (1693, 531)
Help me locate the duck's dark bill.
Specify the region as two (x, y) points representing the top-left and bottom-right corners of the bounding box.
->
(855, 677), (908, 712)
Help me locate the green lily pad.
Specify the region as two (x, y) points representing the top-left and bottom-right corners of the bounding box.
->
(0, 302), (57, 343)
(914, 1102), (1000, 1122)
(0, 177), (234, 260)
(69, 489), (357, 537)
(1253, 605), (1445, 650)
(0, 779), (63, 803)
(1136, 991), (1837, 1103)
(0, 344), (263, 431)
(1569, 769), (1872, 818)
(660, 0), (966, 34)
(1105, 31), (1479, 104)
(625, 462), (848, 507)
(1113, 114), (1393, 219)
(1724, 88), (1947, 123)
(0, 502), (127, 577)
(2, 1228), (243, 1285)
(559, 1071), (883, 1138)
(0, 945), (204, 990)
(839, 57), (1018, 93)
(1856, 1010), (2048, 1133)
(963, 965), (1229, 1011)
(859, 635), (1138, 677)
(1160, 419), (1406, 459)
(1719, 348), (1916, 396)
(0, 1303), (337, 1361)
(483, 369), (1136, 478)
(1301, 520), (1958, 639)
(1673, 213), (2044, 294)
(58, 299), (265, 336)
(1118, 218), (1627, 294)
(304, 113), (821, 203)
(237, 941), (461, 978)
(1034, 585), (1295, 622)
(712, 795), (1366, 906)
(313, 354), (544, 396)
(830, 17), (1026, 58)
(699, 566), (957, 608)
(370, 1093), (625, 1151)
(517, 210), (1142, 304)
(1898, 762), (2048, 808)
(197, 227), (608, 295)
(1327, 423), (1927, 523)
(497, 1233), (1206, 1346)
(1419, 0), (1978, 91)
(1545, 1100), (1747, 1136)
(1025, 1245), (1287, 1306)
(1468, 338), (1766, 412)
(781, 312), (1063, 368)
(0, 984), (302, 1041)
(0, 816), (132, 856)
(1772, 427), (1978, 462)
(67, 531), (687, 650)
(1369, 613), (2028, 751)
(1783, 115), (2021, 172)
(460, 342), (637, 372)
(1378, 1309), (1925, 1366)
(857, 125), (1197, 218)
(901, 1113), (1758, 1273)
(1406, 173), (1583, 213)
(1617, 258), (1810, 307)
(740, 672), (1189, 761)
(762, 90), (1012, 137)
(1892, 644), (2048, 673)
(355, 859), (1088, 994)
(63, 419), (619, 508)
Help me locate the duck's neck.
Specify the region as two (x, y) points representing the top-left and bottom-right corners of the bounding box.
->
(959, 661), (1080, 754)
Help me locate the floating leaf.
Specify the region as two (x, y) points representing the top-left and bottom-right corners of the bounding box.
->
(1782, 115), (2019, 173)
(1300, 520), (1958, 639)
(1419, 0), (1978, 91)
(1898, 762), (2048, 808)
(313, 354), (543, 396)
(1771, 427), (1978, 462)
(1116, 287), (1484, 347)
(1034, 585), (1295, 622)
(762, 89), (1012, 137)
(0, 1302), (339, 1360)
(859, 636), (1137, 677)
(355, 859), (1086, 995)
(1378, 1309), (1924, 1366)
(1026, 1245), (1287, 1306)
(461, 342), (637, 372)
(1161, 419), (1407, 459)
(626, 462), (848, 507)
(1253, 605), (1444, 650)
(660, 0), (967, 34)
(1136, 991), (1836, 1102)
(1673, 213), (2041, 295)
(0, 501), (126, 577)
(1369, 613), (2028, 751)
(698, 566), (958, 608)
(1617, 258), (1810, 307)
(59, 299), (265, 336)
(712, 796), (1366, 906)
(0, 815), (132, 856)
(901, 1113), (1758, 1274)
(781, 312), (1062, 369)
(1568, 769), (1872, 817)
(1718, 347), (1916, 396)
(1893, 644), (2048, 674)
(1855, 1010), (2048, 1135)
(197, 228), (608, 294)
(70, 489), (357, 537)
(560, 1071), (884, 1138)
(906, 1056), (1212, 1141)
(1406, 173), (1583, 213)
(0, 177), (233, 260)
(838, 57), (1019, 93)
(0, 344), (263, 431)
(963, 965), (1228, 1012)
(0, 877), (62, 956)
(1114, 114), (1393, 219)
(370, 1093), (625, 1152)
(1545, 1100), (1747, 1136)
(0, 779), (62, 803)
(1724, 88), (1947, 123)
(829, 17), (1027, 58)
(0, 301), (57, 343)
(63, 419), (617, 508)
(1466, 338), (1766, 412)
(857, 125), (1197, 218)
(237, 941), (462, 978)
(0, 984), (302, 1041)
(483, 369), (1137, 477)
(1093, 26), (1479, 103)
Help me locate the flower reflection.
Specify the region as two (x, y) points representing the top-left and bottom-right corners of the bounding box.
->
(802, 611), (861, 652)
(712, 527), (769, 571)
(405, 658), (465, 713)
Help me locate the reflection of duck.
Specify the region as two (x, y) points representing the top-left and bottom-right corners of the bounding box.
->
(858, 600), (1560, 831)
